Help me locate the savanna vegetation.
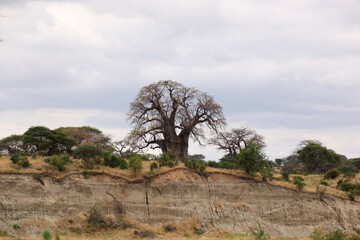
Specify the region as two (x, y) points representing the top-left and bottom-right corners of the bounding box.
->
(0, 80), (359, 239)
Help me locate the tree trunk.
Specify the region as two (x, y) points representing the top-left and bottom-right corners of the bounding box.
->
(162, 133), (189, 160)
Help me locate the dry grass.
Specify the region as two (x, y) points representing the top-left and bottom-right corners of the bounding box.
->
(0, 156), (359, 200)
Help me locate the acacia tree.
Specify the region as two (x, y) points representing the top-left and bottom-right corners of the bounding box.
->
(57, 126), (112, 149)
(128, 80), (226, 159)
(209, 127), (265, 161)
(0, 135), (25, 155)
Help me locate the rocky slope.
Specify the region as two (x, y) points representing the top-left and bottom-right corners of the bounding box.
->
(0, 168), (359, 237)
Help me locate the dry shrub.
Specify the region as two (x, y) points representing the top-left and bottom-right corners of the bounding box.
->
(233, 202), (250, 211)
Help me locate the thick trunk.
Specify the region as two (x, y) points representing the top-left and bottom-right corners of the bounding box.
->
(162, 134), (189, 160)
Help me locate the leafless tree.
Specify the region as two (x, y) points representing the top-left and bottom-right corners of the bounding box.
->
(128, 80), (226, 159)
(209, 127), (265, 160)
(111, 137), (142, 158)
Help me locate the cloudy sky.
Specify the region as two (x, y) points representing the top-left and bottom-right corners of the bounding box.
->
(1, 0), (359, 160)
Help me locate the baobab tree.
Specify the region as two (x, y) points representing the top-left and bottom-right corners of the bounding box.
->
(128, 80), (226, 159)
(209, 127), (265, 161)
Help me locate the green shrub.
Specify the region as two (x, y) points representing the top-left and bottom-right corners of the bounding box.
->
(37, 150), (48, 157)
(338, 182), (360, 192)
(320, 180), (329, 186)
(281, 172), (290, 181)
(337, 165), (357, 177)
(164, 224), (176, 232)
(45, 155), (70, 172)
(10, 154), (20, 164)
(254, 224), (268, 240)
(236, 144), (266, 174)
(11, 154), (30, 168)
(260, 168), (273, 181)
(219, 161), (235, 169)
(104, 153), (124, 168)
(150, 162), (158, 172)
(294, 178), (305, 190)
(311, 229), (325, 240)
(199, 164), (206, 173)
(207, 161), (220, 168)
(13, 224), (21, 230)
(324, 169), (341, 179)
(349, 191), (355, 201)
(293, 176), (304, 181)
(119, 158), (128, 169)
(73, 144), (104, 169)
(43, 230), (52, 240)
(129, 155), (143, 177)
(348, 235), (360, 240)
(0, 230), (8, 236)
(158, 152), (175, 167)
(326, 230), (347, 240)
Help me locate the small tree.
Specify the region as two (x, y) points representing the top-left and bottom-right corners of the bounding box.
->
(129, 154), (143, 176)
(209, 127), (265, 161)
(73, 144), (104, 169)
(0, 135), (25, 155)
(236, 144), (266, 174)
(275, 158), (283, 167)
(297, 141), (341, 173)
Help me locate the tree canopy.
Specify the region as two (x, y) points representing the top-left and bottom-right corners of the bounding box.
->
(128, 80), (226, 159)
(0, 134), (24, 155)
(297, 141), (341, 173)
(23, 126), (76, 155)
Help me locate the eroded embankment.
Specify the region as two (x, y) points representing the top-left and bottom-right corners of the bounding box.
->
(0, 168), (359, 237)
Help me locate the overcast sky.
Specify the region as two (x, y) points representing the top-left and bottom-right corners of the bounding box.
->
(1, 0), (359, 160)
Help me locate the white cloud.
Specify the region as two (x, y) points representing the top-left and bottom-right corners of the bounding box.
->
(0, 0), (359, 159)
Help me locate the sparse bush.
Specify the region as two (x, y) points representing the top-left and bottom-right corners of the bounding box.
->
(338, 165), (357, 177)
(11, 154), (30, 168)
(164, 224), (176, 232)
(199, 164), (206, 173)
(254, 224), (268, 240)
(37, 150), (48, 157)
(311, 228), (325, 240)
(45, 155), (70, 172)
(294, 178), (305, 190)
(150, 162), (158, 172)
(326, 229), (347, 240)
(320, 180), (329, 186)
(13, 224), (21, 230)
(324, 169), (341, 179)
(260, 168), (273, 181)
(293, 176), (304, 181)
(338, 182), (360, 192)
(87, 207), (105, 229)
(349, 192), (355, 201)
(43, 230), (52, 240)
(0, 230), (7, 236)
(129, 155), (143, 177)
(348, 235), (360, 240)
(281, 172), (290, 181)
